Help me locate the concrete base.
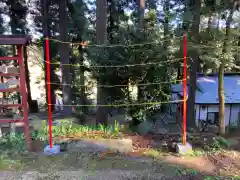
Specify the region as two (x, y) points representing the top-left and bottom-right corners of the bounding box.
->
(176, 142), (192, 155)
(43, 145), (60, 155)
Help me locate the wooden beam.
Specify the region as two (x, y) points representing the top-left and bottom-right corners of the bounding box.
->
(0, 57), (19, 61)
(0, 87), (19, 93)
(0, 66), (19, 74)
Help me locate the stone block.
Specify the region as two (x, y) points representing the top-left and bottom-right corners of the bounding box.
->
(176, 142), (192, 155)
(68, 138), (133, 153)
(43, 144), (60, 155)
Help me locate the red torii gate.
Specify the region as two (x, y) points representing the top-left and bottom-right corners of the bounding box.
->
(0, 35), (31, 151)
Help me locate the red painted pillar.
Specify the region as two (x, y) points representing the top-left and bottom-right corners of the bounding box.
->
(45, 38), (53, 148)
(18, 45), (31, 151)
(183, 34), (187, 145)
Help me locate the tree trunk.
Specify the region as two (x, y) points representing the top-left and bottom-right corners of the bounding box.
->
(96, 0), (108, 125)
(218, 1), (236, 135)
(162, 0), (170, 96)
(0, 61), (6, 98)
(138, 0), (145, 30)
(8, 1), (21, 105)
(237, 36), (240, 63)
(137, 0), (145, 101)
(70, 46), (76, 106)
(59, 0), (72, 115)
(41, 0), (56, 111)
(23, 46), (32, 106)
(218, 63), (225, 134)
(186, 0), (201, 129)
(78, 43), (86, 122)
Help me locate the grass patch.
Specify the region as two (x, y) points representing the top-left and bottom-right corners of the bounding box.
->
(0, 153), (24, 170)
(143, 148), (162, 158)
(187, 149), (206, 157)
(174, 166), (200, 176)
(31, 119), (123, 142)
(13, 151), (153, 172)
(0, 133), (28, 154)
(203, 136), (232, 152)
(203, 176), (240, 180)
(0, 119), (124, 158)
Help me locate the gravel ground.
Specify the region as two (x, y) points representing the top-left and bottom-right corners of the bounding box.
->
(0, 170), (231, 180)
(0, 170), (166, 180)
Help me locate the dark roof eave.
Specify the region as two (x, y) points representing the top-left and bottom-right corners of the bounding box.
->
(0, 35), (31, 45)
(196, 102), (240, 104)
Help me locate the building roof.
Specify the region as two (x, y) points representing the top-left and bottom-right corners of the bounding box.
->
(0, 35), (31, 45)
(171, 74), (240, 104)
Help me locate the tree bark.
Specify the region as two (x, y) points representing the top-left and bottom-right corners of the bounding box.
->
(137, 0), (145, 101)
(96, 0), (108, 125)
(59, 0), (72, 115)
(41, 0), (56, 111)
(78, 43), (86, 122)
(23, 46), (32, 106)
(186, 0), (201, 129)
(163, 0), (170, 92)
(218, 1), (236, 135)
(218, 63), (225, 134)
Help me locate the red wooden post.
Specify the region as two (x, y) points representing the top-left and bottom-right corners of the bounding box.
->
(183, 34), (187, 145)
(45, 38), (53, 148)
(17, 45), (31, 151)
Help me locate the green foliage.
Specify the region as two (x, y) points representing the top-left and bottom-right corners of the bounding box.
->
(0, 153), (23, 170)
(36, 120), (121, 141)
(0, 134), (27, 154)
(204, 136), (231, 152)
(112, 120), (120, 136)
(175, 166), (199, 176)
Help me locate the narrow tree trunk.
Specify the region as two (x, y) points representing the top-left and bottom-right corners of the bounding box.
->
(163, 0), (169, 49)
(9, 9), (21, 104)
(59, 0), (72, 115)
(70, 45), (76, 105)
(78, 43), (86, 122)
(138, 0), (145, 30)
(186, 0), (201, 129)
(0, 62), (6, 98)
(218, 1), (236, 135)
(162, 0), (170, 97)
(218, 63), (225, 134)
(96, 0), (108, 125)
(137, 0), (145, 101)
(41, 0), (56, 111)
(23, 46), (32, 107)
(236, 36), (240, 65)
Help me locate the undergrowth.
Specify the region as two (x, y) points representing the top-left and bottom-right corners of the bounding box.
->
(0, 133), (27, 154)
(36, 120), (122, 140)
(203, 136), (231, 152)
(0, 120), (122, 154)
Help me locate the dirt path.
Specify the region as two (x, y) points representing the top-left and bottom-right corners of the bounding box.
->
(1, 150), (239, 180)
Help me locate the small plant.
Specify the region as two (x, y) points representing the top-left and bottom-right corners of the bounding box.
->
(144, 149), (162, 158)
(204, 136), (231, 152)
(99, 124), (105, 132)
(215, 136), (231, 148)
(33, 119), (124, 141)
(189, 149), (205, 157)
(112, 120), (120, 136)
(0, 133), (27, 154)
(0, 153), (23, 170)
(175, 166), (199, 176)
